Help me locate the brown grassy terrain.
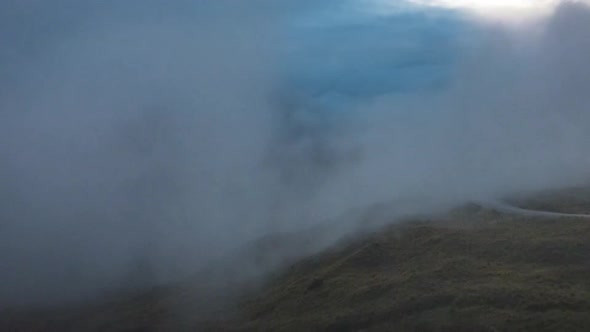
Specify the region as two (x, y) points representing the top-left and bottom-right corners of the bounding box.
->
(3, 187), (590, 332)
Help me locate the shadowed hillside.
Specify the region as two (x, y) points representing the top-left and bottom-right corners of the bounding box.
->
(3, 187), (590, 332)
(235, 218), (590, 331)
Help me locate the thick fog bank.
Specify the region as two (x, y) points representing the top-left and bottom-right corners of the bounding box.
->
(1, 0), (589, 306)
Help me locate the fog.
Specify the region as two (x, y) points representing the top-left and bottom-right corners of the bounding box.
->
(1, 0), (589, 306)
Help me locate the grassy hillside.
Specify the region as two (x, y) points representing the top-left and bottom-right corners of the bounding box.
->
(3, 188), (590, 332)
(234, 218), (590, 331)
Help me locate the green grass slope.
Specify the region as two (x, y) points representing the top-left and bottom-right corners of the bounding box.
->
(234, 217), (590, 331)
(3, 187), (590, 332)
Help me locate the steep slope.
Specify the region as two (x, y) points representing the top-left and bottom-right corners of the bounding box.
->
(3, 187), (590, 332)
(234, 216), (590, 331)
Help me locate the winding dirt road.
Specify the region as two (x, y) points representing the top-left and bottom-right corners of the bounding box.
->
(481, 200), (590, 219)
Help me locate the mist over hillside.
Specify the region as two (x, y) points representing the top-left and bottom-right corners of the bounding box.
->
(1, 0), (589, 307)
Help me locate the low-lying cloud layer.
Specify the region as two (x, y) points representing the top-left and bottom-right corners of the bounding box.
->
(1, 0), (589, 306)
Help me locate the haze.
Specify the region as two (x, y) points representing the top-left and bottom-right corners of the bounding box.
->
(1, 0), (589, 306)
